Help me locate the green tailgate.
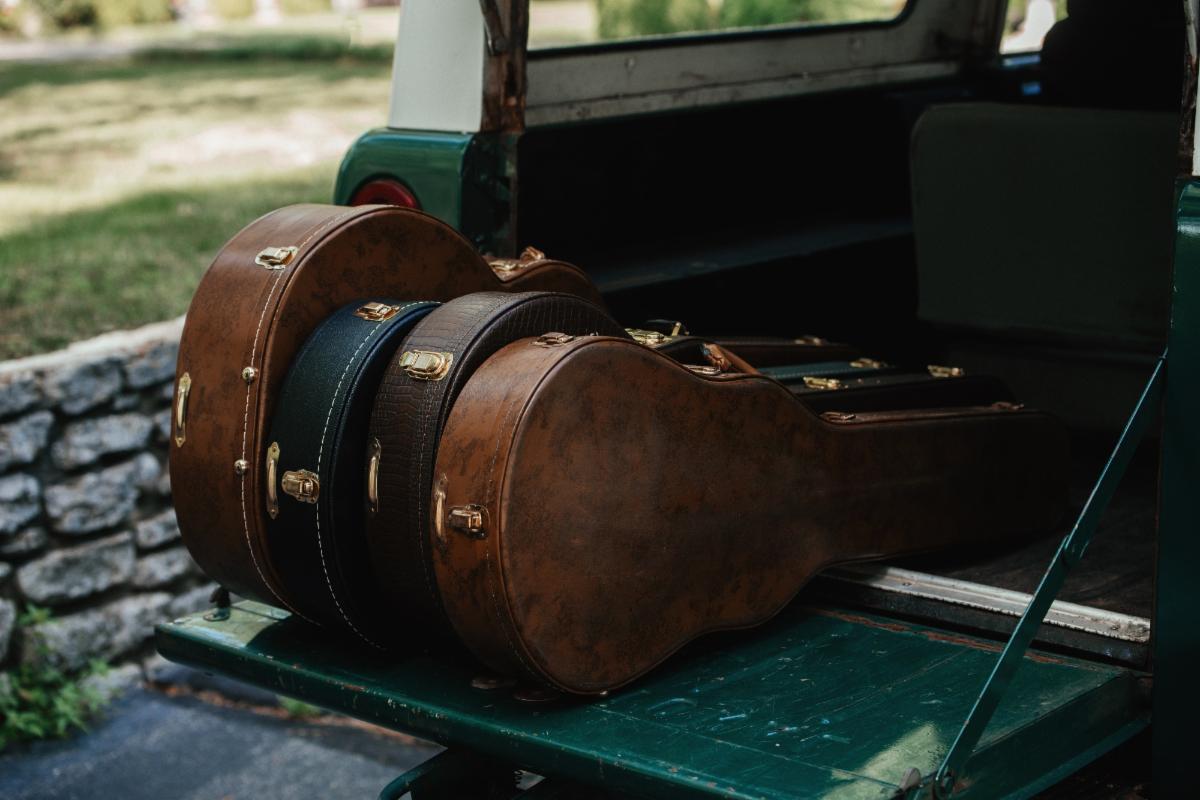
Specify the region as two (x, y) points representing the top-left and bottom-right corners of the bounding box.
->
(157, 600), (1145, 799)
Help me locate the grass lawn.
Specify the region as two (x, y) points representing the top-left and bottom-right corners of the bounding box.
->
(0, 49), (392, 358)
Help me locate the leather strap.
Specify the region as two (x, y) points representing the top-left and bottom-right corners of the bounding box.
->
(366, 291), (628, 637)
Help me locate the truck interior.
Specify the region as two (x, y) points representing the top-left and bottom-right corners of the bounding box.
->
(514, 1), (1185, 674)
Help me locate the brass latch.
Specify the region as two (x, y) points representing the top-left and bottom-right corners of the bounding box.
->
(281, 469), (320, 503)
(533, 332), (576, 347)
(626, 328), (667, 346)
(928, 365), (965, 378)
(354, 302), (401, 322)
(448, 504), (488, 539)
(489, 246), (546, 273)
(399, 350), (453, 381)
(850, 358), (887, 369)
(173, 373), (191, 448)
(686, 365), (722, 377)
(803, 376), (843, 390)
(255, 246), (297, 270)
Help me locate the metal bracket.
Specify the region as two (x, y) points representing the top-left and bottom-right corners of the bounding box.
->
(478, 0), (509, 54)
(925, 352), (1165, 797)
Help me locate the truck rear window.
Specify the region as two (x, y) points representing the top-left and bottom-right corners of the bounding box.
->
(528, 0), (910, 49)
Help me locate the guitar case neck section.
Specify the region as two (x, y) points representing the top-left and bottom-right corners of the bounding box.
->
(266, 299), (437, 646)
(432, 336), (1069, 694)
(366, 291), (629, 638)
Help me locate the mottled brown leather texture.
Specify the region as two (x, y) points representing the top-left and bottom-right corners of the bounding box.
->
(170, 205), (602, 614)
(432, 336), (1069, 694)
(366, 292), (627, 640)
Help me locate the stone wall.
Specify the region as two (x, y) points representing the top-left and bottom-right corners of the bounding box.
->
(0, 317), (213, 676)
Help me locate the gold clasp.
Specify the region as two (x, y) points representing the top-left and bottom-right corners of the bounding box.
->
(354, 302), (401, 322)
(399, 350), (453, 381)
(686, 365), (722, 377)
(803, 376), (843, 390)
(850, 358), (887, 369)
(533, 332), (576, 347)
(626, 328), (667, 346)
(281, 469), (320, 503)
(266, 442), (280, 519)
(448, 504), (488, 539)
(928, 365), (965, 378)
(489, 246), (546, 273)
(173, 373), (191, 447)
(255, 246), (297, 270)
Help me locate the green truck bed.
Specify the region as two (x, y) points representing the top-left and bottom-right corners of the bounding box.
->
(156, 598), (1146, 799)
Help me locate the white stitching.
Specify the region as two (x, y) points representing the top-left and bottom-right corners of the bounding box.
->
(237, 209), (358, 623)
(314, 302), (424, 649)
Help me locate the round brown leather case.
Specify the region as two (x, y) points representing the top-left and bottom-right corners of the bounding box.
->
(365, 291), (627, 639)
(170, 205), (602, 617)
(432, 335), (1069, 694)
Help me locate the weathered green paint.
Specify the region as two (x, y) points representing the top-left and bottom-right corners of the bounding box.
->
(1153, 179), (1200, 794)
(333, 128), (514, 254)
(157, 601), (1145, 799)
(934, 355), (1164, 796)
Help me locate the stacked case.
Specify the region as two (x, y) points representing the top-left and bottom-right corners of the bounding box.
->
(170, 204), (1068, 695)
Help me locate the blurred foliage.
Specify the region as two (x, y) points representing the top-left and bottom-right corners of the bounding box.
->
(279, 0), (331, 15)
(211, 0), (252, 21)
(0, 607), (110, 751)
(25, 0), (98, 29)
(138, 32), (391, 61)
(596, 0), (905, 40)
(1006, 0), (1068, 31)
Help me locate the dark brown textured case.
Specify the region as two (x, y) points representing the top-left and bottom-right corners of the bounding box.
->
(431, 335), (1069, 694)
(169, 205), (603, 616)
(365, 292), (627, 639)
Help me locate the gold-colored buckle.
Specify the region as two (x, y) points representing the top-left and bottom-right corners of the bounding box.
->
(850, 358), (887, 369)
(489, 246), (547, 273)
(399, 350), (453, 381)
(354, 302), (400, 322)
(448, 504), (488, 539)
(626, 328), (667, 346)
(803, 376), (843, 390)
(281, 469), (320, 503)
(255, 246), (297, 270)
(533, 332), (576, 347)
(928, 365), (965, 378)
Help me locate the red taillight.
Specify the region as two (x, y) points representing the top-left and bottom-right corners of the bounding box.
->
(349, 179), (420, 209)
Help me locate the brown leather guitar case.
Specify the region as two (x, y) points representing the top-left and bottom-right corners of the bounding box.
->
(431, 335), (1069, 694)
(170, 205), (602, 616)
(365, 292), (627, 639)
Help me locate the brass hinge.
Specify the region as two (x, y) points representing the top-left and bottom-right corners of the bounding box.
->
(354, 302), (401, 322)
(803, 376), (843, 390)
(254, 246), (297, 270)
(281, 469), (320, 504)
(448, 504), (488, 539)
(399, 350), (453, 381)
(533, 332), (576, 347)
(928, 364), (966, 378)
(489, 245), (546, 273)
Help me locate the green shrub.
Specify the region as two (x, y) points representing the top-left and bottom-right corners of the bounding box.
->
(596, 0), (712, 40)
(26, 0), (98, 29)
(0, 606), (111, 751)
(279, 0), (331, 16)
(96, 0), (173, 27)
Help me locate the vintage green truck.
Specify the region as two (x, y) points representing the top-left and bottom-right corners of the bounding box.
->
(157, 1), (1197, 796)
